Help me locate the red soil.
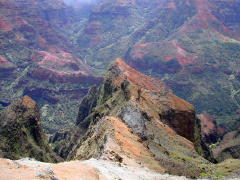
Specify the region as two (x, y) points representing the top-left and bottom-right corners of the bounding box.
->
(29, 66), (102, 83)
(171, 41), (197, 65)
(132, 41), (197, 66)
(163, 56), (175, 61)
(31, 51), (81, 67)
(198, 112), (225, 137)
(180, 0), (239, 39)
(114, 58), (168, 92)
(106, 116), (165, 172)
(22, 96), (37, 109)
(167, 1), (176, 10)
(0, 56), (9, 65)
(0, 16), (12, 31)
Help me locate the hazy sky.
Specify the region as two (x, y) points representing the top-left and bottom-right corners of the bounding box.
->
(63, 0), (98, 5)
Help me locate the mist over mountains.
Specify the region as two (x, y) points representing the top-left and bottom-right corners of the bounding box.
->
(63, 0), (98, 6)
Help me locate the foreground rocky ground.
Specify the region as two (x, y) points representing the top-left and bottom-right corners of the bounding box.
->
(0, 158), (188, 180)
(1, 157), (240, 180)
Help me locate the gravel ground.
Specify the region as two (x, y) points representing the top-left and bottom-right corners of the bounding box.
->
(85, 158), (189, 180)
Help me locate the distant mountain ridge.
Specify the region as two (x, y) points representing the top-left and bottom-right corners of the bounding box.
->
(73, 0), (240, 133)
(0, 0), (102, 133)
(0, 0), (239, 135)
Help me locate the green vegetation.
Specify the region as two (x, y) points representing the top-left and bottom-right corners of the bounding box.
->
(0, 97), (59, 162)
(200, 159), (240, 179)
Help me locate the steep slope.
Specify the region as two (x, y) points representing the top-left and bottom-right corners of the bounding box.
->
(0, 96), (59, 162)
(0, 59), (239, 180)
(197, 112), (225, 145)
(213, 127), (240, 162)
(0, 0), (102, 133)
(1, 0), (240, 138)
(53, 58), (213, 178)
(124, 0), (240, 133)
(72, 0), (240, 134)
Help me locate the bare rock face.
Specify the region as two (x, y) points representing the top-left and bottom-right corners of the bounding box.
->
(0, 96), (59, 162)
(53, 58), (213, 178)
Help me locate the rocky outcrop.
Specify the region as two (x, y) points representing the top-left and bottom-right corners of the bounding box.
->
(0, 96), (59, 162)
(73, 0), (240, 135)
(53, 58), (213, 178)
(76, 86), (100, 125)
(213, 128), (240, 162)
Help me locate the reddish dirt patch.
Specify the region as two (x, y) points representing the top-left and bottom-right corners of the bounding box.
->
(0, 56), (16, 70)
(13, 16), (30, 26)
(163, 56), (175, 61)
(131, 43), (151, 59)
(37, 36), (48, 47)
(31, 50), (89, 71)
(167, 2), (176, 9)
(197, 112), (225, 143)
(132, 50), (148, 59)
(131, 41), (196, 66)
(29, 50), (102, 83)
(35, 51), (73, 66)
(180, 0), (240, 38)
(29, 66), (102, 83)
(22, 96), (36, 109)
(170, 94), (195, 112)
(171, 41), (197, 65)
(107, 116), (165, 172)
(114, 58), (168, 92)
(0, 56), (9, 65)
(135, 43), (149, 48)
(198, 112), (216, 136)
(179, 57), (197, 65)
(0, 15), (12, 31)
(172, 41), (187, 57)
